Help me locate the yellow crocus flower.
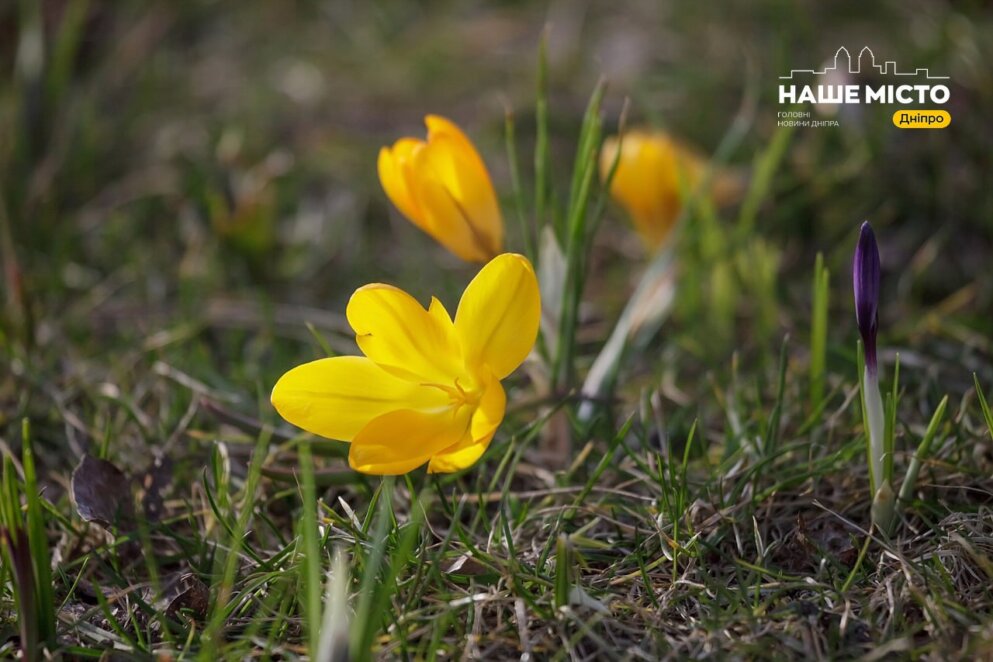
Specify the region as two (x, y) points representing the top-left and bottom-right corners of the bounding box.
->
(270, 253), (539, 474)
(378, 115), (504, 263)
(600, 130), (709, 250)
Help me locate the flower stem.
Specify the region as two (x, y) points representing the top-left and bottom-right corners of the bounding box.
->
(864, 365), (886, 493)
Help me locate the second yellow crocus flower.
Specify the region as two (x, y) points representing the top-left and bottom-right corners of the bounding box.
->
(270, 253), (539, 474)
(601, 129), (724, 250)
(379, 115), (504, 263)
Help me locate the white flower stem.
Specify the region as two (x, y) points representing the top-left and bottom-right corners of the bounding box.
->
(864, 365), (886, 492)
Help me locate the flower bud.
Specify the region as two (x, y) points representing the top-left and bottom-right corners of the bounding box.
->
(853, 221), (880, 373)
(378, 116), (503, 263)
(599, 130), (742, 251)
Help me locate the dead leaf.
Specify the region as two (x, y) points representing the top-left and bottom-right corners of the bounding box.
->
(443, 554), (494, 577)
(161, 572), (209, 620)
(71, 455), (135, 530)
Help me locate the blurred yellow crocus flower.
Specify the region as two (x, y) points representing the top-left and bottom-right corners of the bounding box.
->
(601, 129), (731, 250)
(379, 115), (504, 262)
(271, 253), (539, 474)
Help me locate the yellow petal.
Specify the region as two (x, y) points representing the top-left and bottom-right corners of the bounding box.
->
(420, 117), (503, 260)
(428, 295), (456, 331)
(270, 356), (447, 442)
(426, 433), (493, 473)
(425, 115), (478, 157)
(349, 406), (471, 475)
(433, 138), (502, 247)
(427, 371), (504, 473)
(471, 370), (505, 442)
(378, 139), (424, 226)
(347, 284), (463, 384)
(455, 253), (540, 380)
(412, 171), (495, 262)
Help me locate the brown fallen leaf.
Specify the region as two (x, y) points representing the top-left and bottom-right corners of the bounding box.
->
(160, 572), (209, 620)
(71, 454), (135, 531)
(443, 553), (496, 577)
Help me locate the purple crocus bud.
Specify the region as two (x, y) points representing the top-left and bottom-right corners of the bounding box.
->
(853, 221), (880, 374)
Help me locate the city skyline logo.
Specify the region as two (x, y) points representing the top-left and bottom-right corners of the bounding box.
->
(780, 46), (950, 81)
(778, 45), (951, 109)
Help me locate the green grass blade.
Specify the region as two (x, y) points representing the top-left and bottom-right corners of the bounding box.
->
(884, 353), (900, 484)
(199, 429), (272, 659)
(762, 336), (790, 457)
(975, 374), (993, 441)
(553, 80), (606, 389)
(351, 477), (394, 662)
(46, 0), (90, 104)
(305, 322), (337, 358)
(504, 107), (534, 260)
(554, 534), (570, 610)
(21, 419), (56, 650)
(736, 121), (794, 238)
(2, 455), (38, 661)
(534, 30), (551, 239)
(898, 395), (948, 503)
(809, 252), (829, 411)
(299, 442), (323, 659)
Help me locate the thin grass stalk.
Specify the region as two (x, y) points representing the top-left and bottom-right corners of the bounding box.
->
(553, 81), (605, 390)
(884, 354), (900, 483)
(810, 252), (829, 411)
(534, 31), (551, 239)
(299, 442), (322, 659)
(736, 122), (794, 239)
(504, 107), (534, 261)
(898, 395), (948, 503)
(351, 477), (394, 662)
(22, 419), (56, 651)
(199, 429), (271, 660)
(975, 374), (993, 440)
